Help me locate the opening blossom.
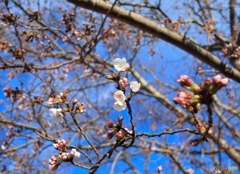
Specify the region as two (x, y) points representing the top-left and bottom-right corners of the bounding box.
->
(49, 108), (64, 124)
(53, 139), (67, 151)
(213, 75), (229, 87)
(47, 95), (62, 105)
(70, 148), (81, 158)
(130, 81), (141, 92)
(113, 58), (130, 72)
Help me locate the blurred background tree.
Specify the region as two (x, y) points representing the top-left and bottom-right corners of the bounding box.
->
(0, 0), (240, 173)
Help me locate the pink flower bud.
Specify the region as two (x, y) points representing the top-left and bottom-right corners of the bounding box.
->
(76, 102), (85, 113)
(213, 75), (229, 87)
(49, 155), (60, 171)
(177, 75), (192, 87)
(119, 78), (129, 88)
(53, 139), (67, 151)
(173, 91), (201, 112)
(115, 130), (124, 140)
(107, 121), (114, 128)
(47, 98), (56, 105)
(188, 139), (200, 146)
(177, 75), (200, 93)
(3, 87), (12, 98)
(72, 98), (78, 105)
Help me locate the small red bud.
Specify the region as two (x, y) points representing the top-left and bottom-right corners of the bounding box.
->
(72, 98), (78, 105)
(107, 130), (114, 139)
(107, 121), (114, 128)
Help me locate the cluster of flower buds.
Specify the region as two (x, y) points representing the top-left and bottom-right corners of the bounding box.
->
(0, 39), (12, 51)
(62, 13), (75, 33)
(202, 19), (214, 33)
(49, 139), (80, 171)
(22, 30), (39, 42)
(53, 139), (67, 152)
(221, 43), (240, 67)
(48, 90), (85, 124)
(3, 86), (23, 101)
(173, 91), (201, 113)
(0, 12), (18, 25)
(75, 102), (86, 114)
(106, 58), (141, 112)
(173, 75), (229, 113)
(48, 89), (68, 105)
(107, 116), (132, 141)
(177, 75), (200, 93)
(102, 28), (118, 43)
(119, 78), (129, 88)
(12, 47), (25, 60)
(49, 155), (60, 171)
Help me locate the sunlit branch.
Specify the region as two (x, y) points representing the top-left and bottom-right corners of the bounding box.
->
(68, 0), (240, 82)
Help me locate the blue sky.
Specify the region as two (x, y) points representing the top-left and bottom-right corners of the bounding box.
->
(1, 0), (240, 173)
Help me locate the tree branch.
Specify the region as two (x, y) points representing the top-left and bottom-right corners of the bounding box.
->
(67, 0), (240, 82)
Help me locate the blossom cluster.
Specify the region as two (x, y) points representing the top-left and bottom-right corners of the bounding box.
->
(110, 58), (141, 112)
(107, 116), (132, 141)
(3, 86), (23, 101)
(47, 90), (85, 124)
(173, 75), (229, 113)
(49, 139), (81, 171)
(1, 12), (18, 25)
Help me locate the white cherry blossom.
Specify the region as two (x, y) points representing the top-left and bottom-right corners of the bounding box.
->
(130, 81), (141, 92)
(114, 90), (126, 102)
(113, 101), (127, 111)
(113, 58), (130, 72)
(49, 108), (64, 124)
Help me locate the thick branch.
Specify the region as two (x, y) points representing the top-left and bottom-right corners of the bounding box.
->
(229, 0), (237, 43)
(67, 0), (240, 82)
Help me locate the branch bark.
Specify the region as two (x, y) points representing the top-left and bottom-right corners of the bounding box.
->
(67, 0), (240, 83)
